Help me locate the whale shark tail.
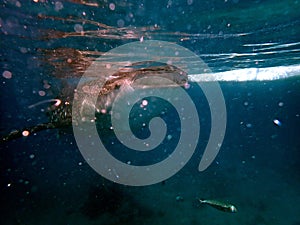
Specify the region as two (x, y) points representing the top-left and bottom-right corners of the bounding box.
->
(1, 122), (57, 143)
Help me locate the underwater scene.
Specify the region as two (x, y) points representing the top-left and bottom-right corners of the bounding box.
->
(1, 0), (300, 224)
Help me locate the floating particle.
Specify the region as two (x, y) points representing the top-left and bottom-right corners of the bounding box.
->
(2, 70), (12, 79)
(15, 1), (21, 7)
(20, 47), (28, 53)
(54, 1), (63, 11)
(167, 134), (172, 140)
(246, 123), (252, 128)
(109, 3), (115, 10)
(244, 101), (249, 106)
(38, 90), (46, 96)
(54, 99), (61, 106)
(273, 119), (282, 126)
(29, 154), (35, 159)
(43, 83), (51, 89)
(117, 19), (125, 27)
(74, 24), (83, 32)
(176, 195), (184, 201)
(187, 0), (193, 5)
(184, 83), (190, 89)
(278, 102), (284, 107)
(22, 130), (30, 137)
(128, 12), (134, 18)
(142, 99), (148, 106)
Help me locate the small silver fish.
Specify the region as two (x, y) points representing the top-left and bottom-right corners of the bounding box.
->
(198, 199), (237, 213)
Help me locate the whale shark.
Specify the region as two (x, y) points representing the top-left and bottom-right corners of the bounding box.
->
(1, 63), (188, 142)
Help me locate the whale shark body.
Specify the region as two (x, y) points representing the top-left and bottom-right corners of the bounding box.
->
(2, 63), (188, 142)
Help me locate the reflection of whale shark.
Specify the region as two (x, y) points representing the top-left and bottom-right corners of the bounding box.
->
(1, 64), (188, 142)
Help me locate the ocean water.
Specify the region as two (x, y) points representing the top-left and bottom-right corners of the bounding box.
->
(1, 0), (300, 225)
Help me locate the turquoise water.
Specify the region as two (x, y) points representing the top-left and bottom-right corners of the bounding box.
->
(1, 0), (299, 224)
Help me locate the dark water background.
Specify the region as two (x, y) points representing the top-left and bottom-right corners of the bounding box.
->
(1, 0), (300, 224)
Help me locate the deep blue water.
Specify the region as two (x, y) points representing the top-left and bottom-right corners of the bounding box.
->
(1, 0), (300, 225)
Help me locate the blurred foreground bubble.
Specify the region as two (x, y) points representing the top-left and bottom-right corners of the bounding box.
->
(2, 70), (12, 79)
